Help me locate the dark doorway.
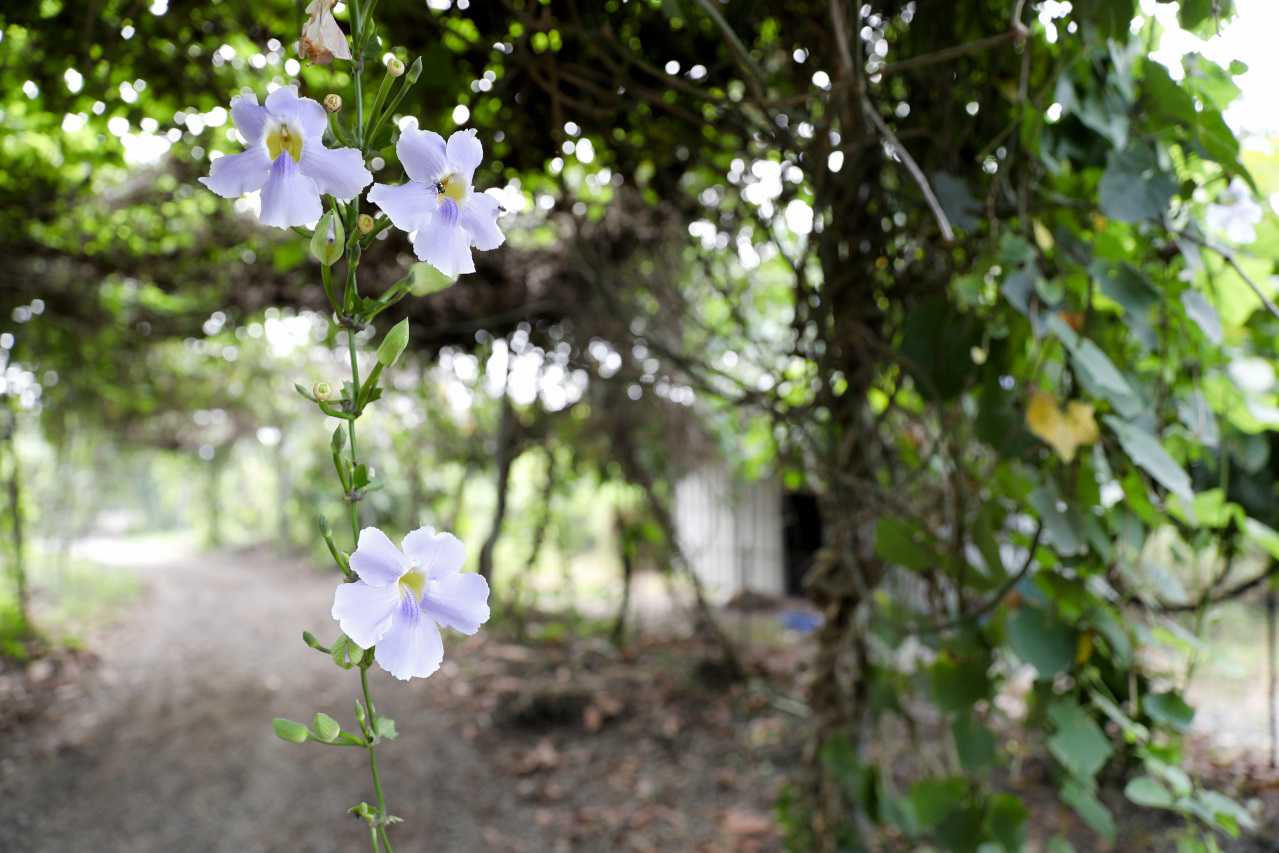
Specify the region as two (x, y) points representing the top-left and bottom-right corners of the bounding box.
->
(782, 492), (823, 596)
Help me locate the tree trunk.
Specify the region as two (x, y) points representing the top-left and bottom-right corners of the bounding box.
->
(478, 392), (517, 584)
(3, 399), (30, 639)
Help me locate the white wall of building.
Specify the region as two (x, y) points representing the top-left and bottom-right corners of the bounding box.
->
(674, 466), (784, 596)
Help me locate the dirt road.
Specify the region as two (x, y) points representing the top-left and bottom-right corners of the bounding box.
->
(0, 544), (557, 853)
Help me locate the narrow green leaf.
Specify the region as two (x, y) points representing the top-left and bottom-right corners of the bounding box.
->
(1124, 775), (1174, 809)
(1102, 416), (1194, 505)
(1060, 779), (1115, 842)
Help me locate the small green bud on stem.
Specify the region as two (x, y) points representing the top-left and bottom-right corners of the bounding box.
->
(376, 319), (410, 367)
(313, 381), (334, 401)
(357, 213), (375, 234)
(310, 210), (344, 266)
(386, 56), (405, 77)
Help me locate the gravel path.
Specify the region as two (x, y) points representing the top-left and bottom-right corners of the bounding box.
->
(0, 543), (556, 853)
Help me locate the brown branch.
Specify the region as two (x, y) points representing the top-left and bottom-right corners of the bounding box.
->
(860, 94), (954, 240)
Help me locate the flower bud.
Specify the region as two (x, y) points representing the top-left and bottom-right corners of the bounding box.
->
(376, 319), (410, 368)
(324, 93), (343, 113)
(310, 210), (344, 266)
(313, 381), (334, 401)
(313, 712), (341, 743)
(357, 213), (375, 234)
(386, 56), (405, 77)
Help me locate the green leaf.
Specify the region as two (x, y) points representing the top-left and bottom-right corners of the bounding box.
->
(331, 633), (359, 669)
(1191, 789), (1254, 835)
(273, 718), (309, 744)
(1182, 289), (1223, 344)
(1196, 109), (1244, 174)
(1124, 775), (1174, 809)
(409, 261), (457, 296)
(1144, 690), (1195, 731)
(1047, 835), (1079, 853)
(984, 793), (1029, 853)
(1141, 57), (1197, 129)
(951, 712), (996, 771)
(909, 777), (967, 827)
(933, 172), (982, 231)
(376, 716), (398, 740)
(310, 210), (345, 266)
(899, 297), (982, 401)
(1060, 779), (1115, 842)
(934, 805), (984, 853)
(1007, 605), (1077, 677)
(1097, 145), (1177, 223)
(313, 712), (341, 743)
(1176, 391), (1220, 447)
(1046, 315), (1139, 415)
(353, 463), (371, 488)
(1102, 416), (1195, 505)
(929, 654), (993, 712)
(376, 318), (410, 367)
(1028, 482), (1086, 557)
(1245, 518), (1279, 561)
(1047, 701), (1114, 780)
(874, 518), (936, 570)
(1092, 261), (1157, 347)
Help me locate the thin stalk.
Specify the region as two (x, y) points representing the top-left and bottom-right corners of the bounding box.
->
(347, 325), (362, 543)
(361, 666), (394, 853)
(348, 0), (365, 148)
(365, 70), (396, 149)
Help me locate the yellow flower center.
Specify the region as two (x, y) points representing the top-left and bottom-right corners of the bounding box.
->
(438, 174), (468, 208)
(266, 122), (303, 162)
(400, 569), (427, 602)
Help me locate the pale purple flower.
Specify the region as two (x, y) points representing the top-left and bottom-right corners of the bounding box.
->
(200, 85), (372, 229)
(1205, 177), (1262, 245)
(367, 127), (505, 277)
(332, 526), (489, 680)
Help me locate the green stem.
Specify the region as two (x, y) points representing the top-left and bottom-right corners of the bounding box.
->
(349, 0), (365, 148)
(361, 666), (394, 853)
(347, 325), (362, 542)
(365, 70), (396, 151)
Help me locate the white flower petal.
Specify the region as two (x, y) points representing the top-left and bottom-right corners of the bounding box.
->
(349, 526), (414, 586)
(446, 128), (483, 184)
(401, 527), (467, 579)
(423, 571), (490, 635)
(199, 146), (272, 198)
(299, 139), (372, 200)
(460, 191), (505, 251)
(332, 580), (399, 648)
(230, 93), (268, 145)
(374, 597), (444, 680)
(397, 128), (449, 184)
(368, 180), (437, 234)
(265, 84), (327, 139)
(258, 152), (322, 229)
(411, 199), (474, 276)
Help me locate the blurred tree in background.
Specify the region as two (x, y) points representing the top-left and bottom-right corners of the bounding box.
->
(4, 0), (1279, 848)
